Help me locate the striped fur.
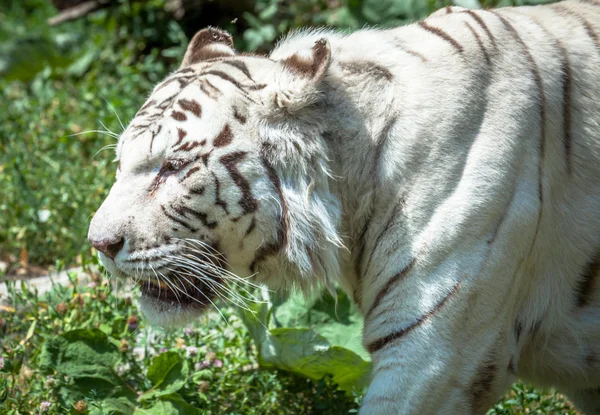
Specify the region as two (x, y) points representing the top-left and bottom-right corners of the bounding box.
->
(89, 3), (600, 413)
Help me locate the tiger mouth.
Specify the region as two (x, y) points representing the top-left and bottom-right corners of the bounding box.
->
(137, 270), (218, 308)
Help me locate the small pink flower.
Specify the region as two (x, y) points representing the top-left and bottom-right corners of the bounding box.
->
(87, 281), (98, 289)
(0, 357), (4, 370)
(40, 401), (51, 412)
(194, 362), (203, 371)
(184, 327), (195, 336)
(213, 359), (223, 368)
(200, 360), (211, 369)
(159, 347), (168, 354)
(186, 346), (198, 357)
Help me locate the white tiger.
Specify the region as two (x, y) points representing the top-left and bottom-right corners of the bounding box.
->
(88, 1), (600, 413)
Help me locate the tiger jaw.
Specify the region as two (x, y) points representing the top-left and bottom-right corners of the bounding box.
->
(97, 249), (221, 317)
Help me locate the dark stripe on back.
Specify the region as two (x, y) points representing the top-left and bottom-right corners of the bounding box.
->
(466, 10), (498, 50)
(366, 281), (460, 353)
(418, 20), (464, 53)
(465, 21), (491, 64)
(160, 205), (198, 233)
(494, 12), (546, 248)
(516, 12), (573, 174)
(552, 4), (600, 53)
(393, 39), (428, 62)
(576, 252), (599, 308)
(220, 152), (258, 214)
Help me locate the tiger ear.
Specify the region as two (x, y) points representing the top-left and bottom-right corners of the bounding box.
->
(270, 39), (331, 113)
(180, 27), (235, 68)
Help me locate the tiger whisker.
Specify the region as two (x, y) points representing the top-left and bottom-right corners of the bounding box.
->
(102, 95), (126, 132)
(165, 255), (265, 303)
(69, 130), (120, 139)
(169, 272), (231, 327)
(163, 262), (259, 310)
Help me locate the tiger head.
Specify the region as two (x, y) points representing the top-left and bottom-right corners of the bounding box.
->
(88, 28), (344, 326)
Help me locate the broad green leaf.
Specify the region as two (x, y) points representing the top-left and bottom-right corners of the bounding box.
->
(235, 296), (271, 346)
(89, 397), (136, 415)
(135, 394), (201, 415)
(139, 352), (188, 401)
(38, 329), (134, 404)
(273, 290), (369, 360)
(259, 328), (370, 393)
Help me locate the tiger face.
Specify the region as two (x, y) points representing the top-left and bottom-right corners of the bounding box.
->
(88, 28), (343, 325)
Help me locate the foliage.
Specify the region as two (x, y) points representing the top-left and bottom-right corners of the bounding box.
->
(0, 265), (360, 414)
(238, 290), (371, 393)
(0, 270), (579, 414)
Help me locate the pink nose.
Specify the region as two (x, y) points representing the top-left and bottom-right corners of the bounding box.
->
(89, 237), (125, 259)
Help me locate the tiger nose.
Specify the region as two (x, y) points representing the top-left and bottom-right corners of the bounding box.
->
(89, 237), (125, 259)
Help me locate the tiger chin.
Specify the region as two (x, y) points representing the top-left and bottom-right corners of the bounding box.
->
(89, 2), (600, 413)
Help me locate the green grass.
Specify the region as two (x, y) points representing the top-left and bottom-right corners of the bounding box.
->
(0, 265), (360, 414)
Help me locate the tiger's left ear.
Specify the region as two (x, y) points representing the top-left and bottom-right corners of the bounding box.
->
(269, 39), (331, 113)
(180, 27), (235, 68)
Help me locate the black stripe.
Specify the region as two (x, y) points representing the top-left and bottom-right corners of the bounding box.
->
(220, 152), (259, 214)
(221, 60), (254, 81)
(576, 252), (599, 308)
(365, 257), (417, 321)
(366, 282), (460, 353)
(418, 20), (464, 53)
(466, 10), (497, 50)
(176, 205), (218, 229)
(160, 205), (198, 233)
(465, 21), (491, 65)
(362, 197), (405, 277)
(552, 4), (600, 53)
(493, 12), (546, 252)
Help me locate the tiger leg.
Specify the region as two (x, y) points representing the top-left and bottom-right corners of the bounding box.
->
(359, 278), (517, 415)
(517, 303), (600, 414)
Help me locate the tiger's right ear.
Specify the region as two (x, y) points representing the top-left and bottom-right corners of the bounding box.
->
(180, 27), (235, 68)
